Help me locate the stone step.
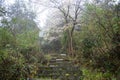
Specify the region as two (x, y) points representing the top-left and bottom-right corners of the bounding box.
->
(36, 54), (82, 79)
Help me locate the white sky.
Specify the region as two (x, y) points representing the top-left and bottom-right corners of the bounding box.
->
(4, 0), (49, 29)
(3, 0), (120, 36)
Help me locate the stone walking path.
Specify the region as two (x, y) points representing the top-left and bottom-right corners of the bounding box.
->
(36, 54), (83, 80)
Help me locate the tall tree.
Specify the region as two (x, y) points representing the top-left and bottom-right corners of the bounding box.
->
(48, 0), (84, 57)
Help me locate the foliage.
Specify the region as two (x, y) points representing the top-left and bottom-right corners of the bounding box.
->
(72, 1), (120, 79)
(0, 0), (120, 79)
(82, 68), (116, 80)
(0, 0), (42, 80)
(0, 28), (15, 48)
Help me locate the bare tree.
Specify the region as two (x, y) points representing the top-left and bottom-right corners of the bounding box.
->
(49, 0), (84, 57)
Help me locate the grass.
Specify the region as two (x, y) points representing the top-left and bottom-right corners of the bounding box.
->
(35, 78), (59, 80)
(82, 68), (116, 80)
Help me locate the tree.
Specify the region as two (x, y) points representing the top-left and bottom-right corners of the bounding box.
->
(47, 0), (84, 57)
(78, 0), (120, 78)
(0, 0), (41, 79)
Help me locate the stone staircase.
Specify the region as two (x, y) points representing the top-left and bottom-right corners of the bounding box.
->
(37, 54), (83, 80)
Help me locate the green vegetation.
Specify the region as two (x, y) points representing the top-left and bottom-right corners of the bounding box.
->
(0, 0), (120, 80)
